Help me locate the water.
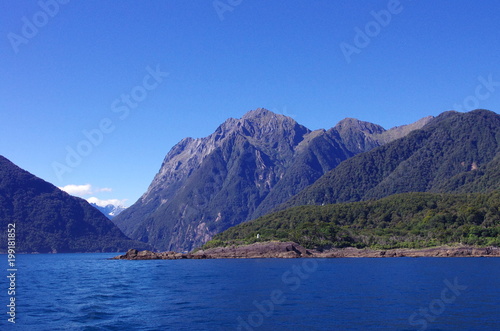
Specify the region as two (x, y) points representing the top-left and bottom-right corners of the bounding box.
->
(2, 254), (499, 330)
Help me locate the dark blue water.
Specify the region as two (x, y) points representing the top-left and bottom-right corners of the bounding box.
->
(1, 254), (499, 330)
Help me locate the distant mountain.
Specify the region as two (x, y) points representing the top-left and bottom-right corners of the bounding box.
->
(113, 108), (431, 251)
(90, 203), (126, 219)
(0, 156), (150, 253)
(281, 109), (500, 209)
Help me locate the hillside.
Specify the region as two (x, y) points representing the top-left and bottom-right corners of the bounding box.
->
(0, 156), (150, 253)
(280, 109), (500, 209)
(205, 192), (500, 250)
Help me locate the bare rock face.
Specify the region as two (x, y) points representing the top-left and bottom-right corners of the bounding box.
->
(113, 108), (432, 252)
(113, 109), (311, 251)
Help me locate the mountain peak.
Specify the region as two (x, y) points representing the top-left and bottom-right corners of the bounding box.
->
(242, 108), (276, 120)
(241, 108), (296, 123)
(334, 117), (386, 134)
(213, 108), (302, 141)
(217, 108), (293, 134)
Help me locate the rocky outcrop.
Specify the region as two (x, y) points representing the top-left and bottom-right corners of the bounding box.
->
(113, 242), (500, 260)
(197, 241), (311, 259)
(113, 242), (312, 260)
(114, 248), (208, 260)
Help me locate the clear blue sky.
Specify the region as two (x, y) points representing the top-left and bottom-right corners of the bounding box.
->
(1, 0), (499, 206)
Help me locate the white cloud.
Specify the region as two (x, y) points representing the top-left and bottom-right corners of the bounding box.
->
(87, 197), (127, 208)
(58, 184), (93, 196)
(58, 184), (112, 197)
(59, 184), (126, 207)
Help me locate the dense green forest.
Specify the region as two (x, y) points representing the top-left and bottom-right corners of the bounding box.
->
(204, 192), (500, 250)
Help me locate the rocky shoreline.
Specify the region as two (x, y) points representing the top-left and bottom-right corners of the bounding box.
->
(112, 242), (500, 260)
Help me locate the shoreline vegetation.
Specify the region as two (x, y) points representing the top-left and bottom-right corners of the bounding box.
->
(115, 191), (500, 261)
(204, 192), (500, 251)
(113, 241), (500, 260)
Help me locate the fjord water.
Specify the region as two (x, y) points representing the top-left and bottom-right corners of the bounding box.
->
(4, 254), (500, 330)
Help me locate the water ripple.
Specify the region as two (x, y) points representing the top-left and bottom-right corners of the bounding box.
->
(5, 254), (500, 330)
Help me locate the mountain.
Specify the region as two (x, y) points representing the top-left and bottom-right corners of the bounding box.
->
(281, 109), (500, 209)
(251, 115), (434, 219)
(113, 108), (431, 251)
(90, 203), (126, 219)
(0, 156), (150, 253)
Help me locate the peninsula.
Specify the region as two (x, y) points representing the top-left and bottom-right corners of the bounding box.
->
(113, 242), (500, 260)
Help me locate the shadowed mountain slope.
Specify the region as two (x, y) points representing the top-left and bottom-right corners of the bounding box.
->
(0, 156), (150, 253)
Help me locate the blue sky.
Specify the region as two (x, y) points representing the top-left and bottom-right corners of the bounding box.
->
(1, 0), (500, 206)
